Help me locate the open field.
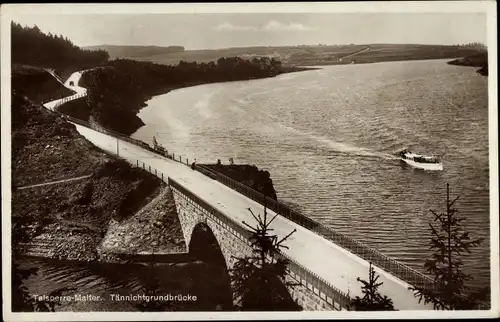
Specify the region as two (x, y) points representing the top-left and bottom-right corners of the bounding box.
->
(85, 44), (486, 66)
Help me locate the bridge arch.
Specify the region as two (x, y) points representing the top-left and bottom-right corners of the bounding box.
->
(171, 180), (344, 310)
(188, 222), (233, 310)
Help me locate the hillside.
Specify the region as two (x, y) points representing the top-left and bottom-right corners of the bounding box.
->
(85, 43), (486, 67)
(12, 64), (75, 104)
(77, 66), (147, 135)
(11, 66), (165, 261)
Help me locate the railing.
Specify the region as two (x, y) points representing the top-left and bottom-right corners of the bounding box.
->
(195, 165), (491, 309)
(55, 106), (436, 291)
(52, 92), (86, 108)
(168, 177), (352, 310)
(51, 94), (489, 310)
(107, 156), (352, 310)
(195, 165), (437, 292)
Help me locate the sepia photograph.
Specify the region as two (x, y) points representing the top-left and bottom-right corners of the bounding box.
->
(1, 1), (498, 320)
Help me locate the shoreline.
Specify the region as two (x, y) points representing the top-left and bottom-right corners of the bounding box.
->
(138, 66), (317, 102)
(296, 57), (481, 69)
(78, 64), (313, 136)
(138, 57), (476, 98)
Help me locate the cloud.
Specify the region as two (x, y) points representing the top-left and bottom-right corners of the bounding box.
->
(262, 20), (316, 31)
(213, 20), (316, 32)
(213, 23), (258, 31)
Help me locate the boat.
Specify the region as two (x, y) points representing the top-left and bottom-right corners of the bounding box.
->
(398, 149), (443, 171)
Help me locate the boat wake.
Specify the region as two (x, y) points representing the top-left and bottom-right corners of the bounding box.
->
(258, 111), (404, 162)
(308, 133), (401, 161)
(273, 121), (400, 161)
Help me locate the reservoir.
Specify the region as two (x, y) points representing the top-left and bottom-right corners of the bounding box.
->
(132, 59), (490, 290)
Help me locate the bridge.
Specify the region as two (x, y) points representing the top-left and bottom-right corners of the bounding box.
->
(42, 70), (437, 311)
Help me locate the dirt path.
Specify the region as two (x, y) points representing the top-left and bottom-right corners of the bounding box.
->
(15, 174), (92, 190)
(340, 46), (370, 60)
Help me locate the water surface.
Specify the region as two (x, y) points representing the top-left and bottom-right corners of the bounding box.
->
(132, 59), (490, 289)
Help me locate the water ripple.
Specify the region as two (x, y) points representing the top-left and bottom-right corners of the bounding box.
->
(133, 59), (490, 290)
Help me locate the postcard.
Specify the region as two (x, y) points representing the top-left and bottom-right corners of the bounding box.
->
(1, 1), (498, 321)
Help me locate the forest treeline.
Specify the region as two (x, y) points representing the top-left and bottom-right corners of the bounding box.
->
(106, 56), (286, 96)
(10, 21), (304, 134)
(78, 56), (296, 134)
(11, 22), (109, 77)
(447, 51), (488, 76)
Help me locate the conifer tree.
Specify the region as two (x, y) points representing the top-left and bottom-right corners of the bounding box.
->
(350, 262), (395, 311)
(230, 205), (301, 311)
(409, 183), (487, 310)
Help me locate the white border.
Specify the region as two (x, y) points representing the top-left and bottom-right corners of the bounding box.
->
(0, 1), (495, 14)
(1, 2), (498, 321)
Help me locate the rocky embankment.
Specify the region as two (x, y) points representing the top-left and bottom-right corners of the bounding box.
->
(200, 164), (278, 200)
(99, 187), (185, 261)
(11, 66), (169, 262)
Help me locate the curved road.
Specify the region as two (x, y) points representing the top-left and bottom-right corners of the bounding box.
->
(43, 69), (433, 310)
(43, 71), (87, 111)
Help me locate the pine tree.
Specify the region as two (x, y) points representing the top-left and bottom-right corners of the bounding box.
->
(409, 183), (487, 310)
(230, 205), (301, 311)
(350, 262), (395, 311)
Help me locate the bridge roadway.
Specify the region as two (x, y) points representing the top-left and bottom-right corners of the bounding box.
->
(72, 123), (431, 310)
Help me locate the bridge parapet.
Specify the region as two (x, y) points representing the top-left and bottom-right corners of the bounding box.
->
(46, 73), (489, 311)
(195, 165), (437, 293)
(168, 177), (351, 311)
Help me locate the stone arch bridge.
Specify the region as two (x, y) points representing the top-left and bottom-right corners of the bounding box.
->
(169, 178), (347, 311)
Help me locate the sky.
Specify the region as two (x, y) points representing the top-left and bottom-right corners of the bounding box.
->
(10, 12), (488, 50)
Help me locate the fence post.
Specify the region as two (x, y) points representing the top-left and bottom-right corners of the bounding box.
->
(149, 165), (151, 172)
(161, 173), (163, 181)
(142, 162), (145, 169)
(136, 160), (138, 167)
(186, 158), (188, 165)
(180, 156), (182, 162)
(173, 153), (175, 159)
(155, 169), (157, 176)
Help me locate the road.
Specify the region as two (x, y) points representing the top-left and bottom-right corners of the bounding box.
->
(73, 124), (432, 310)
(43, 71), (87, 111)
(42, 68), (432, 310)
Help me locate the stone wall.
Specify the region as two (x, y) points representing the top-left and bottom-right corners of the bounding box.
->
(171, 186), (345, 311)
(285, 274), (340, 311)
(172, 187), (254, 269)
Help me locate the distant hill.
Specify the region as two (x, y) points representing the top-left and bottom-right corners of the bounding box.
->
(84, 45), (185, 59)
(83, 43), (487, 67)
